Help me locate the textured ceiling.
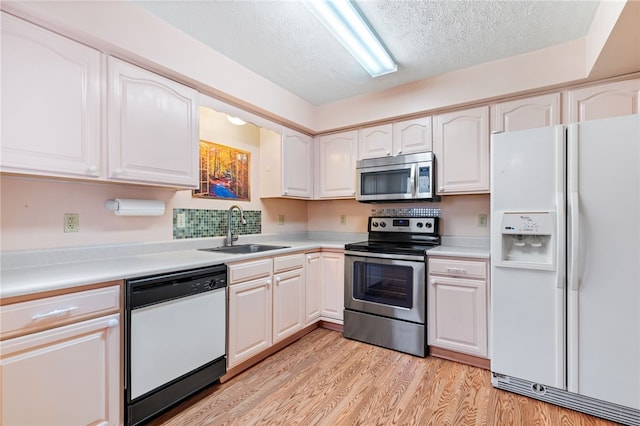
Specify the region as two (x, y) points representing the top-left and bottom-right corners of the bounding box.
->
(132, 0), (600, 106)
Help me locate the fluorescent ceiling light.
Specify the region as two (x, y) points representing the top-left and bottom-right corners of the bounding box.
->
(305, 0), (397, 78)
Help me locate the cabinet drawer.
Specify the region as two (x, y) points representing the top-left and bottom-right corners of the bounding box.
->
(1, 285), (120, 340)
(273, 253), (304, 273)
(429, 258), (486, 279)
(228, 258), (273, 284)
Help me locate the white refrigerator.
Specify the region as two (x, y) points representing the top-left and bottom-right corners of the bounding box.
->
(490, 114), (640, 425)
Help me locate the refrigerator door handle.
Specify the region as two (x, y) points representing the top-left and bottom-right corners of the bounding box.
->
(568, 124), (580, 291)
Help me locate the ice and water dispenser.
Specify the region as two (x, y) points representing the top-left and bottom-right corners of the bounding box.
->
(496, 212), (556, 270)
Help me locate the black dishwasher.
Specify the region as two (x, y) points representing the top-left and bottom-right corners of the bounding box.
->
(125, 264), (227, 426)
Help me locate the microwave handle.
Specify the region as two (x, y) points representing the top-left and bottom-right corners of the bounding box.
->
(410, 164), (417, 197)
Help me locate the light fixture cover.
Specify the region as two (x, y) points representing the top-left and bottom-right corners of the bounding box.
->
(227, 115), (247, 126)
(305, 0), (397, 77)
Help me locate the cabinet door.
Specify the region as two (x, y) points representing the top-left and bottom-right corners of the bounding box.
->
(282, 128), (313, 198)
(305, 253), (322, 324)
(492, 93), (561, 132)
(1, 314), (120, 426)
(358, 124), (393, 160)
(392, 117), (432, 155)
(107, 57), (199, 188)
(428, 276), (487, 357)
(273, 268), (304, 343)
(433, 106), (489, 194)
(1, 12), (101, 179)
(320, 252), (345, 321)
(566, 79), (639, 123)
(316, 131), (358, 198)
(227, 277), (273, 367)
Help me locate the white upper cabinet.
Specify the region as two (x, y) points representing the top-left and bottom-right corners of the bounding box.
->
(392, 117), (432, 155)
(1, 12), (102, 179)
(358, 124), (393, 160)
(358, 118), (432, 160)
(566, 79), (640, 123)
(107, 57), (199, 188)
(260, 127), (313, 199)
(1, 13), (200, 188)
(492, 93), (561, 132)
(433, 106), (490, 195)
(315, 130), (359, 199)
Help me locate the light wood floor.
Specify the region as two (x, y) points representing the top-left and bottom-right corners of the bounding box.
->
(149, 328), (620, 425)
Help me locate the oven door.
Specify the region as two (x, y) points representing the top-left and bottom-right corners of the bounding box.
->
(344, 251), (425, 324)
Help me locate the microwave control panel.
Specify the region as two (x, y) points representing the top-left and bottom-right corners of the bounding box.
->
(368, 217), (438, 234)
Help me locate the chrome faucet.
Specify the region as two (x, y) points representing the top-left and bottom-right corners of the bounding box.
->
(227, 205), (247, 246)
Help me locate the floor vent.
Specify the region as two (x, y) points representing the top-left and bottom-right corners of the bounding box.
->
(492, 373), (640, 426)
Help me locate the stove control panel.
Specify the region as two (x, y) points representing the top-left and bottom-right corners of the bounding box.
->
(369, 217), (438, 234)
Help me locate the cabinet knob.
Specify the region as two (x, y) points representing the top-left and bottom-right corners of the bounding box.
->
(284, 191), (288, 195)
(88, 165), (99, 174)
(114, 168), (123, 175)
(266, 279), (272, 288)
(431, 279), (437, 285)
(108, 319), (119, 328)
(439, 186), (444, 192)
(397, 150), (402, 154)
(275, 276), (281, 285)
(386, 151), (391, 156)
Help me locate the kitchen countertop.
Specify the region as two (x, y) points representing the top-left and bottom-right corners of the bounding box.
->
(1, 232), (490, 300)
(0, 233), (360, 300)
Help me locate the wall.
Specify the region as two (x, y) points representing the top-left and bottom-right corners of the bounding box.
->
(0, 102), (488, 252)
(0, 104), (307, 252)
(306, 195), (490, 237)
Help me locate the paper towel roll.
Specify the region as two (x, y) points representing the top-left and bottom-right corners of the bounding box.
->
(105, 199), (166, 216)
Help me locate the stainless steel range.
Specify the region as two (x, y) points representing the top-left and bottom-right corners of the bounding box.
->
(344, 214), (440, 357)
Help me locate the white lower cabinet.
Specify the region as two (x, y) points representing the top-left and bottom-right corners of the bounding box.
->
(305, 251), (345, 324)
(428, 256), (489, 358)
(227, 275), (273, 367)
(0, 285), (121, 426)
(227, 254), (306, 368)
(272, 258), (305, 343)
(305, 252), (322, 324)
(319, 251), (345, 322)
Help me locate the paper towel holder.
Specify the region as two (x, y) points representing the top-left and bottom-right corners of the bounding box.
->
(105, 198), (166, 216)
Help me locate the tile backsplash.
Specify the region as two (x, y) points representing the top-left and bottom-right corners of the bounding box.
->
(173, 208), (261, 239)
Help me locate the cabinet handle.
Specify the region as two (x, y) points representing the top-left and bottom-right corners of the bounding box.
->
(446, 267), (467, 274)
(32, 306), (78, 320)
(108, 319), (119, 328)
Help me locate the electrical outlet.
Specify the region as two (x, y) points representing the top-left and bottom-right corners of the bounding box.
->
(340, 215), (347, 225)
(64, 213), (79, 233)
(278, 214), (285, 225)
(478, 213), (488, 228)
(176, 213), (186, 229)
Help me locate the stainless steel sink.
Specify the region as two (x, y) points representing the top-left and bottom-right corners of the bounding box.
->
(198, 244), (290, 254)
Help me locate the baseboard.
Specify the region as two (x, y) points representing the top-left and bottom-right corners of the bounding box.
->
(319, 320), (343, 333)
(429, 346), (491, 370)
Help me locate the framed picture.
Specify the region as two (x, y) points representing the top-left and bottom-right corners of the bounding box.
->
(194, 140), (250, 200)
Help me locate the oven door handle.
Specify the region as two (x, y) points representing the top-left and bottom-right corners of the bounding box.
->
(344, 250), (425, 262)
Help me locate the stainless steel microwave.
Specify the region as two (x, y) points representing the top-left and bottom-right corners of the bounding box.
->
(356, 152), (440, 202)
